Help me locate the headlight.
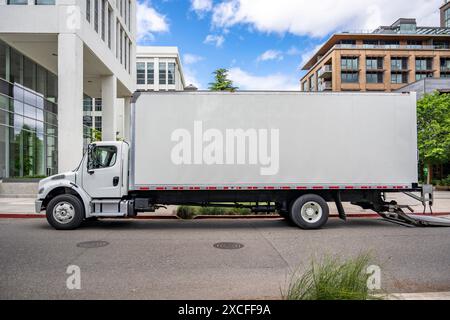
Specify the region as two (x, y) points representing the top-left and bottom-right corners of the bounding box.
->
(38, 188), (44, 194)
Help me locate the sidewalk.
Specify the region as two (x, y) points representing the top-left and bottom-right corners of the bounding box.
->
(1, 191), (450, 218)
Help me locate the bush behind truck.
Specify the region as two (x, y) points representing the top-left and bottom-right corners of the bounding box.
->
(36, 91), (443, 230)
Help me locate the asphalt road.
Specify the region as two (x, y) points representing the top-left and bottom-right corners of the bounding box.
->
(0, 217), (449, 299)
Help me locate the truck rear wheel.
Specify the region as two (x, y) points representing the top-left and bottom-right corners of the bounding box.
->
(289, 194), (329, 229)
(46, 194), (84, 230)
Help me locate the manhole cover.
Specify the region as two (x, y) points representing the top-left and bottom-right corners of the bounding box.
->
(213, 242), (244, 250)
(76, 241), (109, 248)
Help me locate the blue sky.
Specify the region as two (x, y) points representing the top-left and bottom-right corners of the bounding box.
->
(136, 0), (441, 89)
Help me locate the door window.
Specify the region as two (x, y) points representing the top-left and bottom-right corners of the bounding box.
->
(88, 145), (117, 170)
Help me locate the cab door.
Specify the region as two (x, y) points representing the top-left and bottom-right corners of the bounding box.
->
(82, 143), (122, 198)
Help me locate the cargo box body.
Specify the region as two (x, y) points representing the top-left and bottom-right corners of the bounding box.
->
(130, 91), (418, 191)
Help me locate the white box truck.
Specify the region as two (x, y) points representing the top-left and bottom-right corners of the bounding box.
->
(36, 91), (441, 230)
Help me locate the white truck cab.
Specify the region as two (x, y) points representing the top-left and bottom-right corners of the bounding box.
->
(36, 141), (131, 229)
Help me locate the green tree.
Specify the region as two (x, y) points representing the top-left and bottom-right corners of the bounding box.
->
(208, 68), (238, 92)
(91, 128), (102, 142)
(417, 91), (450, 184)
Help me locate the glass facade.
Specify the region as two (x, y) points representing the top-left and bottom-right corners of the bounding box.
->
(0, 40), (58, 178)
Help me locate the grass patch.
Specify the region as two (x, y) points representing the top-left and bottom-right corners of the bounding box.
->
(176, 205), (252, 219)
(282, 253), (380, 300)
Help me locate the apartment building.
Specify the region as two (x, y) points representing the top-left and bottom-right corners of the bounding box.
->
(0, 0), (136, 178)
(136, 46), (186, 92)
(301, 15), (450, 92)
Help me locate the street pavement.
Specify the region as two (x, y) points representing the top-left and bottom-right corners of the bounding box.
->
(0, 217), (449, 299)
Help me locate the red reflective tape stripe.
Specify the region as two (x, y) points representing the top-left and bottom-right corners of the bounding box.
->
(156, 187), (165, 190)
(296, 186), (307, 190)
(206, 187), (217, 190)
(281, 186), (291, 190)
(329, 186), (340, 189)
(139, 187), (149, 190)
(264, 186), (275, 190)
(345, 186), (354, 189)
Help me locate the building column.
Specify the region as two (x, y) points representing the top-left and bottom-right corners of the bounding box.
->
(123, 96), (131, 141)
(57, 33), (84, 173)
(101, 75), (117, 141)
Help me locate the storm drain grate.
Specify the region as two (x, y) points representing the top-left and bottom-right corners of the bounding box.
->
(76, 241), (109, 248)
(213, 242), (244, 250)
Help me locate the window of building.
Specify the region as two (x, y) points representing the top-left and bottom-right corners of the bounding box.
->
(0, 40), (58, 178)
(95, 117), (102, 131)
(309, 74), (315, 90)
(23, 57), (36, 91)
(407, 40), (422, 48)
(94, 0), (99, 32)
(366, 57), (383, 70)
(399, 23), (416, 34)
(446, 8), (450, 28)
(94, 98), (102, 111)
(136, 62), (145, 84)
(415, 58), (432, 71)
(83, 96), (92, 112)
(366, 72), (383, 84)
(10, 49), (23, 85)
(391, 57), (408, 71)
(415, 73), (433, 81)
(7, 0), (28, 4)
(128, 0), (131, 30)
(86, 0), (91, 23)
(441, 58), (450, 72)
(146, 63), (154, 85)
(159, 62), (167, 85)
(341, 57), (359, 70)
(391, 72), (408, 84)
(119, 28), (123, 64)
(107, 5), (112, 49)
(341, 71), (359, 83)
(381, 40), (400, 48)
(35, 0), (55, 4)
(83, 115), (92, 128)
(168, 63), (175, 85)
(363, 40), (379, 48)
(101, 0), (106, 41)
(0, 42), (6, 80)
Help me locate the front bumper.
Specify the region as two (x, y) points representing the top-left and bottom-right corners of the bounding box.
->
(35, 200), (43, 213)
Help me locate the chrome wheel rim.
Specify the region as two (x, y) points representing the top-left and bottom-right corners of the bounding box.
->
(300, 201), (322, 223)
(53, 201), (75, 224)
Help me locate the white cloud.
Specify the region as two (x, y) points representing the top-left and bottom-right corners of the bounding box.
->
(228, 67), (299, 90)
(256, 50), (283, 62)
(136, 1), (169, 42)
(191, 0), (213, 13)
(184, 66), (203, 89)
(212, 0), (441, 38)
(204, 34), (225, 47)
(286, 46), (301, 56)
(183, 53), (204, 65)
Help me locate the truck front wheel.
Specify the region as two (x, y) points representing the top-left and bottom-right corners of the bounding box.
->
(289, 194), (329, 229)
(46, 194), (84, 230)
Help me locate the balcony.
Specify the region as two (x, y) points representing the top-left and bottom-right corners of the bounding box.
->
(318, 65), (333, 79)
(334, 44), (450, 51)
(318, 81), (332, 91)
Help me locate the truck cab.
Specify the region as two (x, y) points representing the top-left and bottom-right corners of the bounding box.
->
(36, 141), (131, 229)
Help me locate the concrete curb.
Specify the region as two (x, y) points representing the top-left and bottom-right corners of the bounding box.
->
(383, 291), (450, 300)
(0, 212), (449, 219)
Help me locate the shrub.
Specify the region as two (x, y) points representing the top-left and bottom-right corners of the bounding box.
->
(176, 206), (197, 219)
(282, 253), (378, 300)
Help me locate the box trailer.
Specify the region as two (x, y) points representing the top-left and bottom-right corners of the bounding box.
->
(36, 91), (444, 230)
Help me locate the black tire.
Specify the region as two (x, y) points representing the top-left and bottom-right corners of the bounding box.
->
(46, 194), (84, 230)
(289, 194), (329, 229)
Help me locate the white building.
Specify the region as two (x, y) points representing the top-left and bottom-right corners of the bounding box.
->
(0, 0), (136, 177)
(136, 46), (186, 91)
